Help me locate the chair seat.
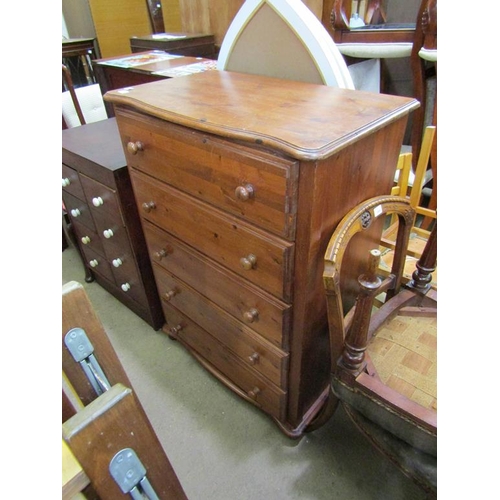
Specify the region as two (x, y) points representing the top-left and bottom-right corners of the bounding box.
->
(367, 313), (437, 412)
(419, 47), (437, 62)
(337, 42), (413, 59)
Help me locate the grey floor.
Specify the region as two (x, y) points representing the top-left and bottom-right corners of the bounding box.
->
(62, 243), (428, 500)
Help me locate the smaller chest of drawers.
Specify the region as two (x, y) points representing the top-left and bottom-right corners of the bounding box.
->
(62, 118), (163, 330)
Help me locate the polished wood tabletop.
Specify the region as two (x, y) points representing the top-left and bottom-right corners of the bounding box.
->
(105, 69), (418, 160)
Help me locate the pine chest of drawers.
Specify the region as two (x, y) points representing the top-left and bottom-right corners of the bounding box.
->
(62, 118), (164, 330)
(105, 71), (418, 436)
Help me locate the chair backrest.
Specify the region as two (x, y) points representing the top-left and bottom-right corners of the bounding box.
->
(217, 0), (355, 89)
(62, 64), (108, 128)
(408, 125), (436, 238)
(324, 196), (416, 364)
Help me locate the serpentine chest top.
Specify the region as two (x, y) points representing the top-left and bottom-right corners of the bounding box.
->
(105, 70), (417, 436)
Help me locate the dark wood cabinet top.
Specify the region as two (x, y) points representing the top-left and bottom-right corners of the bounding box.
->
(62, 118), (126, 172)
(104, 71), (418, 161)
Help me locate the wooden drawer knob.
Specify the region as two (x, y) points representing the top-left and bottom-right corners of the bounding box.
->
(142, 201), (156, 213)
(240, 254), (257, 270)
(248, 352), (260, 365)
(235, 184), (255, 201)
(126, 141), (144, 155)
(169, 324), (183, 338)
(248, 387), (261, 399)
(243, 308), (259, 323)
(154, 247), (171, 260)
(162, 290), (177, 302)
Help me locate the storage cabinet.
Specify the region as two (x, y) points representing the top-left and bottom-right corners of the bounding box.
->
(105, 71), (418, 435)
(62, 118), (164, 330)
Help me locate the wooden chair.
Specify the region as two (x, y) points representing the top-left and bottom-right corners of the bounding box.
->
(327, 0), (415, 93)
(410, 0), (437, 161)
(217, 0), (355, 89)
(381, 126), (437, 288)
(62, 64), (108, 129)
(322, 195), (437, 495)
(62, 281), (187, 499)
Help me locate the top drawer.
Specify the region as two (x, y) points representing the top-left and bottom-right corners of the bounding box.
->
(116, 110), (299, 240)
(62, 164), (85, 200)
(80, 174), (122, 219)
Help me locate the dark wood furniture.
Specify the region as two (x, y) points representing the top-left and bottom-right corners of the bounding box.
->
(410, 0), (437, 166)
(328, 0), (415, 44)
(62, 37), (100, 87)
(130, 32), (216, 58)
(92, 51), (216, 116)
(104, 71), (418, 437)
(62, 118), (164, 330)
(322, 195), (437, 495)
(62, 281), (187, 499)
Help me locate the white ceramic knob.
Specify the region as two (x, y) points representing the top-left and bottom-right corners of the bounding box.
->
(92, 196), (104, 207)
(103, 229), (114, 239)
(70, 208), (81, 217)
(89, 259), (99, 268)
(121, 283), (131, 292)
(62, 178), (70, 187)
(81, 236), (91, 244)
(112, 258), (123, 268)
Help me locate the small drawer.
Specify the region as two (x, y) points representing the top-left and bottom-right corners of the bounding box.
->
(131, 170), (294, 301)
(62, 192), (95, 231)
(153, 264), (289, 388)
(162, 302), (287, 421)
(62, 164), (85, 199)
(80, 245), (114, 283)
(91, 210), (130, 257)
(110, 253), (148, 307)
(80, 174), (123, 219)
(143, 220), (291, 349)
(117, 112), (298, 239)
(71, 219), (105, 256)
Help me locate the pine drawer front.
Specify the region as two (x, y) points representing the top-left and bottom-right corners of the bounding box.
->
(130, 169), (294, 301)
(62, 191), (95, 230)
(162, 302), (287, 421)
(143, 220), (291, 349)
(153, 263), (289, 388)
(80, 174), (123, 220)
(62, 164), (85, 200)
(71, 219), (105, 256)
(80, 245), (114, 283)
(119, 114), (298, 240)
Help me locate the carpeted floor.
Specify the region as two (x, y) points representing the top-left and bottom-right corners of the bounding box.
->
(62, 243), (429, 500)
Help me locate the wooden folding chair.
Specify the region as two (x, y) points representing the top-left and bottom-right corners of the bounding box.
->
(62, 281), (187, 499)
(381, 126), (437, 288)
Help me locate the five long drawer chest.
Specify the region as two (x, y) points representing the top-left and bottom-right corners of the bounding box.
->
(104, 70), (418, 436)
